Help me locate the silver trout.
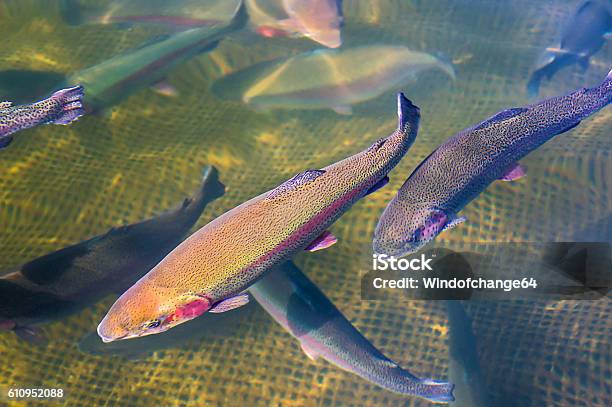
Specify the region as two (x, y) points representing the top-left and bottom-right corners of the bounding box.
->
(250, 261), (455, 404)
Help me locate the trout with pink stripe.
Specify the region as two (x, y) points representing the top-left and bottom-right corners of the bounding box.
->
(97, 93), (420, 342)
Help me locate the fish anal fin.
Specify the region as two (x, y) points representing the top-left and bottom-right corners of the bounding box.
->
(300, 341), (319, 360)
(209, 293), (249, 313)
(500, 163), (527, 181)
(150, 80), (178, 97)
(305, 231), (337, 252)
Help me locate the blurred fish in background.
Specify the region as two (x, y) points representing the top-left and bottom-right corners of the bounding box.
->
(245, 0), (344, 47)
(527, 0), (611, 96)
(213, 45), (455, 114)
(0, 3), (247, 112)
(0, 166), (224, 345)
(60, 0), (243, 31)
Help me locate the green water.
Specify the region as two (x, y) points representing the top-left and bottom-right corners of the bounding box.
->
(0, 0), (610, 406)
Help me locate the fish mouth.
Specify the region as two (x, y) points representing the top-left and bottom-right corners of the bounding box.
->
(99, 332), (126, 343)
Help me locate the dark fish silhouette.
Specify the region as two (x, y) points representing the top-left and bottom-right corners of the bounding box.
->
(527, 0), (612, 96)
(0, 166), (224, 344)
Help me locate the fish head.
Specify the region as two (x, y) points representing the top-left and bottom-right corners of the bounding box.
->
(374, 206), (449, 257)
(97, 282), (212, 342)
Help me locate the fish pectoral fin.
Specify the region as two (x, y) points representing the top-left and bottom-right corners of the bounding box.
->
(300, 341), (320, 360)
(14, 326), (48, 346)
(305, 230), (337, 252)
(604, 32), (612, 40)
(150, 80), (178, 97)
(331, 105), (352, 115)
(365, 176), (389, 196)
(499, 163), (527, 181)
(0, 101), (13, 108)
(267, 169), (326, 199)
(0, 136), (14, 149)
(443, 216), (467, 232)
(209, 293), (250, 313)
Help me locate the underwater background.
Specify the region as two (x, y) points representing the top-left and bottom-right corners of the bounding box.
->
(0, 0), (610, 406)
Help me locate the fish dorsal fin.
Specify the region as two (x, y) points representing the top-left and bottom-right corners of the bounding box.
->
(267, 170), (326, 199)
(472, 108), (528, 131)
(0, 101), (13, 108)
(20, 242), (92, 285)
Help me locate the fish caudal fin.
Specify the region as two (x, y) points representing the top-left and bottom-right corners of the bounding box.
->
(199, 165), (225, 202)
(49, 85), (85, 125)
(418, 379), (455, 403)
(396, 93), (420, 133)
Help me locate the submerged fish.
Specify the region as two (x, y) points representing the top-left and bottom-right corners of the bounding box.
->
(213, 45), (454, 114)
(97, 94), (420, 342)
(245, 0), (343, 48)
(60, 0), (242, 30)
(374, 69), (612, 257)
(445, 301), (490, 407)
(0, 166), (224, 344)
(527, 0), (612, 97)
(250, 261), (454, 403)
(0, 85), (84, 149)
(1, 4), (246, 112)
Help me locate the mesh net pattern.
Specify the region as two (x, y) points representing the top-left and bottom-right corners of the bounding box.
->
(0, 0), (610, 406)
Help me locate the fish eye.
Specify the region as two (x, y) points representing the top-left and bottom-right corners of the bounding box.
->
(147, 320), (161, 329)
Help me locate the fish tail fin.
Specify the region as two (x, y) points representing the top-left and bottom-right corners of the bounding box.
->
(433, 52), (456, 80)
(417, 378), (455, 403)
(396, 93), (420, 134)
(527, 51), (575, 97)
(199, 165), (225, 202)
(49, 85), (85, 125)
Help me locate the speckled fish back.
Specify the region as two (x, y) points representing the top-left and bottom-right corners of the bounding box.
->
(395, 74), (611, 216)
(129, 95), (420, 304)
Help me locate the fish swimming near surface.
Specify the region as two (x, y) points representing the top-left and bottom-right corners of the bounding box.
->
(60, 0), (242, 30)
(0, 4), (246, 112)
(0, 166), (224, 344)
(245, 0), (343, 48)
(0, 85), (84, 150)
(97, 93), (421, 342)
(374, 68), (612, 257)
(212, 45), (454, 114)
(249, 261), (455, 403)
(527, 0), (611, 97)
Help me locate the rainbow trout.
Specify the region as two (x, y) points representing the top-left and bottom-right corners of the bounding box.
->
(97, 94), (421, 342)
(0, 166), (224, 344)
(250, 261), (455, 403)
(0, 85), (84, 149)
(374, 69), (612, 257)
